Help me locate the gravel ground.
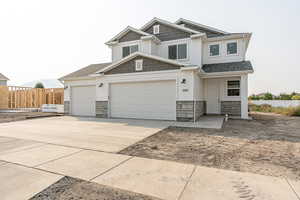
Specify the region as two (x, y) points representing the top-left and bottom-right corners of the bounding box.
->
(0, 112), (61, 123)
(30, 176), (161, 200)
(120, 113), (300, 180)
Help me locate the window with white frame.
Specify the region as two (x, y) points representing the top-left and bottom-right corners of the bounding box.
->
(227, 42), (237, 55)
(153, 25), (160, 34)
(168, 43), (187, 60)
(122, 45), (138, 58)
(227, 80), (240, 96)
(209, 44), (220, 56)
(135, 59), (143, 71)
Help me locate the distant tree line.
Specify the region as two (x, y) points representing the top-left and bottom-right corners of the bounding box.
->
(249, 92), (300, 100)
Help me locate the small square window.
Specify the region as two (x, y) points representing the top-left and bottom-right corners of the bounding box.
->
(168, 43), (187, 60)
(122, 45), (139, 58)
(209, 44), (220, 56)
(178, 44), (187, 59)
(168, 45), (177, 60)
(153, 25), (160, 34)
(227, 80), (240, 96)
(227, 42), (237, 55)
(135, 59), (143, 71)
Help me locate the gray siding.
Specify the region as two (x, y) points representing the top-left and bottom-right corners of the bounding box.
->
(96, 101), (108, 118)
(0, 80), (7, 85)
(105, 56), (181, 75)
(119, 31), (143, 43)
(64, 101), (70, 114)
(144, 22), (191, 41)
(178, 22), (224, 38)
(221, 101), (241, 116)
(176, 101), (206, 122)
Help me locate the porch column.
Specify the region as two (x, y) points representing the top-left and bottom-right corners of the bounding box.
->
(240, 74), (248, 119)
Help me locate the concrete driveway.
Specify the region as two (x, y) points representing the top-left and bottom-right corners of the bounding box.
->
(0, 116), (170, 153)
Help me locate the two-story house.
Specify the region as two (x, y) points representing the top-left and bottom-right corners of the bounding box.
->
(0, 73), (9, 86)
(60, 18), (253, 121)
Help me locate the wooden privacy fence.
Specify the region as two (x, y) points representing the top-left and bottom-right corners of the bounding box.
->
(0, 86), (64, 109)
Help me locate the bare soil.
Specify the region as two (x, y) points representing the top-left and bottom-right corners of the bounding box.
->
(30, 176), (161, 200)
(0, 112), (61, 123)
(120, 113), (300, 180)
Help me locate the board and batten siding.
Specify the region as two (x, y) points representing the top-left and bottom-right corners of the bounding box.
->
(250, 100), (300, 108)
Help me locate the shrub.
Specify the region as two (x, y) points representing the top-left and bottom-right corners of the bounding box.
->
(292, 95), (300, 100)
(250, 104), (300, 116)
(34, 82), (44, 88)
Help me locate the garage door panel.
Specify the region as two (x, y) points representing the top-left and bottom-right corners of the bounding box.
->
(71, 86), (96, 116)
(110, 81), (176, 120)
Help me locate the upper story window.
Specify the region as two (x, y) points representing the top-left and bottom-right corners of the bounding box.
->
(168, 43), (187, 60)
(227, 42), (237, 55)
(135, 59), (143, 71)
(209, 44), (220, 56)
(227, 80), (240, 96)
(122, 45), (138, 58)
(153, 25), (160, 34)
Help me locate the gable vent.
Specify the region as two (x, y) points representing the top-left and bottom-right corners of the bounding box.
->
(153, 25), (160, 34)
(135, 59), (143, 71)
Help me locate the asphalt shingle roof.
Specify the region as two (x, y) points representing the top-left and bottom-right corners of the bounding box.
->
(0, 73), (9, 80)
(59, 63), (111, 80)
(202, 61), (253, 73)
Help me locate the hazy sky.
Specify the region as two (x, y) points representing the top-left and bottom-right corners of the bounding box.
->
(0, 0), (299, 95)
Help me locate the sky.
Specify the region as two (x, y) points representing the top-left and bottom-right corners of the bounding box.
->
(0, 0), (299, 95)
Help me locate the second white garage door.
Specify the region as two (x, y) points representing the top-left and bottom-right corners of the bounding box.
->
(71, 86), (96, 116)
(110, 80), (176, 120)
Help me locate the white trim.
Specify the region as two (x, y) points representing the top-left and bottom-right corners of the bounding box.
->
(175, 18), (229, 34)
(225, 40), (238, 56)
(95, 52), (186, 74)
(208, 42), (221, 57)
(140, 17), (200, 34)
(60, 76), (97, 81)
(200, 70), (254, 78)
(135, 59), (143, 71)
(167, 43), (188, 61)
(203, 33), (251, 42)
(103, 69), (180, 78)
(105, 26), (151, 45)
(153, 24), (160, 34)
(226, 80), (240, 97)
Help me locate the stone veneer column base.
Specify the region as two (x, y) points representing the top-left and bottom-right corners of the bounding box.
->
(96, 101), (108, 118)
(176, 101), (206, 122)
(221, 101), (241, 116)
(64, 101), (70, 114)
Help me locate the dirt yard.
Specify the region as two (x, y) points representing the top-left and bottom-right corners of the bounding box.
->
(30, 176), (161, 200)
(120, 113), (300, 180)
(0, 112), (61, 123)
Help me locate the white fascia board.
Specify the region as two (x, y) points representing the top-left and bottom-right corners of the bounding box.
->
(60, 76), (97, 81)
(140, 17), (200, 34)
(180, 66), (200, 71)
(190, 33), (206, 39)
(105, 26), (151, 46)
(203, 33), (251, 42)
(141, 35), (161, 44)
(175, 18), (229, 34)
(95, 52), (186, 74)
(200, 70), (254, 78)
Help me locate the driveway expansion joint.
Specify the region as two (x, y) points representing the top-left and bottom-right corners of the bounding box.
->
(89, 156), (134, 181)
(286, 178), (300, 200)
(177, 165), (197, 200)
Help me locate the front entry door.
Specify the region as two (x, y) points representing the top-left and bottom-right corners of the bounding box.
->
(206, 79), (220, 114)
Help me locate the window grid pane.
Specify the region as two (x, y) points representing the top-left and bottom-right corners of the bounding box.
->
(227, 42), (237, 54)
(178, 44), (187, 59)
(210, 44), (220, 56)
(168, 45), (177, 59)
(130, 45), (138, 53)
(122, 46), (130, 58)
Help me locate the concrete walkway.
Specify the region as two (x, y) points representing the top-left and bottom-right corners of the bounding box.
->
(0, 138), (299, 200)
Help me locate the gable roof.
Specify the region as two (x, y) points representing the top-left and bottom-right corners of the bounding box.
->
(202, 61), (253, 73)
(175, 18), (228, 35)
(59, 62), (111, 80)
(96, 52), (187, 74)
(140, 17), (200, 34)
(0, 73), (9, 80)
(106, 26), (151, 45)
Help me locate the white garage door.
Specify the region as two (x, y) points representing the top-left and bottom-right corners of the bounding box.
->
(110, 80), (176, 120)
(71, 86), (96, 116)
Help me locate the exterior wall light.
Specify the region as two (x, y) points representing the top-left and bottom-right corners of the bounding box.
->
(64, 86), (68, 90)
(98, 83), (103, 87)
(181, 78), (186, 84)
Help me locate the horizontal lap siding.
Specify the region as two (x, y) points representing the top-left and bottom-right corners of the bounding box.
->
(144, 22), (191, 41)
(221, 101), (241, 116)
(104, 56), (180, 75)
(96, 101), (108, 118)
(119, 31), (143, 43)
